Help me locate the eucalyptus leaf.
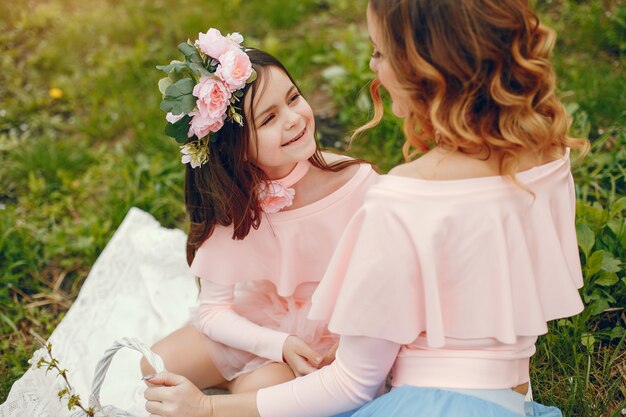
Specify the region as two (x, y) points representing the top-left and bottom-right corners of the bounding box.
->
(160, 78), (197, 115)
(158, 77), (174, 95)
(189, 62), (211, 77)
(164, 114), (193, 143)
(178, 42), (203, 65)
(576, 223), (595, 258)
(156, 60), (186, 74)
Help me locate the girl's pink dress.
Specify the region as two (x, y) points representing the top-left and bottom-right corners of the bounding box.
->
(188, 163), (378, 380)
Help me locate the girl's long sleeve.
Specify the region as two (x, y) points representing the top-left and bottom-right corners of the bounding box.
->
(256, 335), (401, 417)
(192, 279), (290, 363)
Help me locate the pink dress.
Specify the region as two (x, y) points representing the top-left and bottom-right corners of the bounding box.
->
(189, 163), (378, 380)
(256, 151), (584, 417)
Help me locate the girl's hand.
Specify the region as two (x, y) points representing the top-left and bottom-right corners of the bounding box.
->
(144, 372), (212, 417)
(282, 335), (323, 376)
(319, 341), (339, 368)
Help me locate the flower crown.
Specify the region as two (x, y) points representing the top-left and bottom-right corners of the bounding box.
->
(157, 28), (257, 168)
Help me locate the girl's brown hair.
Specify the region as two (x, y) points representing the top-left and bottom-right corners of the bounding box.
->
(359, 0), (588, 173)
(185, 49), (360, 265)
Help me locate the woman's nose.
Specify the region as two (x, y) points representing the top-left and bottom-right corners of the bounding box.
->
(369, 57), (378, 73)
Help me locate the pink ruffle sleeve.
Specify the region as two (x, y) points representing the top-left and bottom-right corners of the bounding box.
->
(309, 152), (584, 347)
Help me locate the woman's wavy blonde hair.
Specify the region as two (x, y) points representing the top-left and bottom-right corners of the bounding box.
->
(359, 0), (588, 175)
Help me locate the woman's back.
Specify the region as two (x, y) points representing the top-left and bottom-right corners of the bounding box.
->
(390, 147), (566, 181)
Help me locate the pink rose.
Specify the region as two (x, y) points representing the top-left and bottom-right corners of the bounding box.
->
(188, 111), (224, 139)
(257, 182), (295, 214)
(196, 28), (238, 60)
(227, 32), (244, 44)
(193, 76), (232, 119)
(216, 49), (253, 91)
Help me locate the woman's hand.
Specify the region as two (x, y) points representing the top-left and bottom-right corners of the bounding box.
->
(282, 335), (323, 376)
(144, 372), (212, 417)
(319, 341), (339, 367)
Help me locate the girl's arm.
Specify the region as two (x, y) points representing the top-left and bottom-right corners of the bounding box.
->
(145, 335), (401, 417)
(194, 279), (323, 374)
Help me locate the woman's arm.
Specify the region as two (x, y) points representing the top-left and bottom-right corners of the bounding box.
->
(145, 335), (401, 417)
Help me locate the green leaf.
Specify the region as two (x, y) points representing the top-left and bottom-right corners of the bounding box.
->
(576, 223), (595, 258)
(158, 77), (173, 95)
(595, 272), (619, 286)
(601, 252), (622, 273)
(609, 326), (625, 340)
(178, 42), (203, 65)
(607, 218), (625, 238)
(160, 78), (197, 115)
(156, 60), (187, 74)
(585, 250), (604, 277)
(590, 297), (610, 315)
(246, 70), (257, 84)
(580, 333), (595, 351)
(164, 115), (192, 143)
(609, 197), (626, 219)
(189, 62), (211, 77)
(0, 312), (18, 333)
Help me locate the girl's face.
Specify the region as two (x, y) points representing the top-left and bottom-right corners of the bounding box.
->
(246, 66), (316, 179)
(367, 4), (410, 118)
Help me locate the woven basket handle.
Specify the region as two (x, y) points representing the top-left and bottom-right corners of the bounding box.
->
(88, 337), (165, 411)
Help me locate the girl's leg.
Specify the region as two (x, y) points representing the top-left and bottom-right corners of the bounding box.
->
(228, 362), (295, 394)
(140, 325), (228, 389)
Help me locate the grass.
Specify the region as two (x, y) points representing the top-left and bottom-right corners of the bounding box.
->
(1, 0), (625, 415)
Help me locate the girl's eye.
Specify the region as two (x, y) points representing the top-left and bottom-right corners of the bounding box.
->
(371, 49), (382, 59)
(289, 93), (301, 103)
(261, 114), (275, 126)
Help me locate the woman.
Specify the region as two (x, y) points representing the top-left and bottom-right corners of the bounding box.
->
(145, 1), (587, 416)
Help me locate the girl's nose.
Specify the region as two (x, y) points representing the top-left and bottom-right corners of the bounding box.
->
(284, 108), (299, 129)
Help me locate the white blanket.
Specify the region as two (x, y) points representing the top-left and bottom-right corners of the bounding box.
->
(1, 208), (198, 416)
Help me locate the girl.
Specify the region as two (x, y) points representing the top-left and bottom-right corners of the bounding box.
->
(140, 33), (378, 394)
(145, 2), (588, 416)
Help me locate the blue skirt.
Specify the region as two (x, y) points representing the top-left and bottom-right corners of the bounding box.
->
(331, 386), (562, 417)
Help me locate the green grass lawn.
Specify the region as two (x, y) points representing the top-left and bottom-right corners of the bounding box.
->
(1, 0), (625, 415)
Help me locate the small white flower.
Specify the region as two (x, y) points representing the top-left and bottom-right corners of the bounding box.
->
(28, 348), (49, 368)
(180, 140), (208, 168)
(227, 32), (244, 44)
(231, 112), (243, 126)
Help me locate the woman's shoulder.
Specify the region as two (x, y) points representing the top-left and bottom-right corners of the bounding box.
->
(388, 147), (565, 181)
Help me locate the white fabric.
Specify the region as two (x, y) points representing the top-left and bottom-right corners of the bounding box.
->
(0, 208), (197, 417)
(257, 335), (400, 417)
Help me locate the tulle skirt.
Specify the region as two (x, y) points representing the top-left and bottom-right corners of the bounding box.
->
(331, 386), (563, 417)
(204, 281), (337, 381)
